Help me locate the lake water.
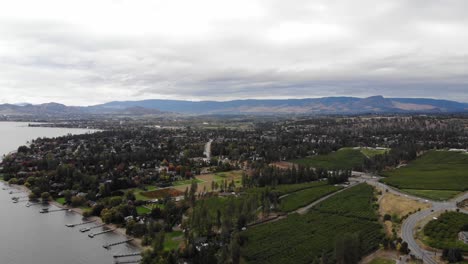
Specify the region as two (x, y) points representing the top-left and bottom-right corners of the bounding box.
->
(0, 122), (140, 264)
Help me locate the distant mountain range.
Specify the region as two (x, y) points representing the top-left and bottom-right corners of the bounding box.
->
(1, 96), (468, 117)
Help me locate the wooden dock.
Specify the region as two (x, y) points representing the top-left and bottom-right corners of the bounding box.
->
(103, 239), (134, 249)
(113, 252), (141, 258)
(114, 259), (141, 264)
(66, 220), (96, 227)
(40, 208), (67, 214)
(88, 228), (116, 238)
(80, 223), (105, 233)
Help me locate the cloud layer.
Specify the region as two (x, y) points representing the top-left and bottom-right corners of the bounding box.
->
(0, 0), (467, 105)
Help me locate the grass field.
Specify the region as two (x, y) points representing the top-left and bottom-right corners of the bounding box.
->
(381, 151), (468, 199)
(55, 197), (66, 205)
(291, 148), (367, 170)
(242, 184), (384, 264)
(136, 206), (151, 215)
(369, 258), (396, 264)
(173, 170), (244, 193)
(378, 192), (430, 235)
(164, 231), (184, 251)
(360, 147), (389, 158)
(422, 212), (468, 251)
(402, 189), (460, 201)
(172, 178), (203, 186)
(279, 184), (342, 212)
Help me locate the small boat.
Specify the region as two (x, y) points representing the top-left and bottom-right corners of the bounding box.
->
(40, 208), (49, 213)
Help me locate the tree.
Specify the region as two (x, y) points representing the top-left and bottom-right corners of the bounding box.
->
(442, 248), (463, 263)
(41, 192), (51, 202)
(230, 232), (241, 264)
(63, 190), (72, 204)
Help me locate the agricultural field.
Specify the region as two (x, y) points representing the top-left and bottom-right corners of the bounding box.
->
(246, 181), (328, 197)
(401, 189), (460, 201)
(279, 184), (342, 212)
(422, 212), (468, 251)
(291, 148), (367, 170)
(381, 151), (468, 199)
(313, 184), (379, 221)
(241, 184), (384, 264)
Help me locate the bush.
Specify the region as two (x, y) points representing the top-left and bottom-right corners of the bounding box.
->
(383, 214), (392, 221)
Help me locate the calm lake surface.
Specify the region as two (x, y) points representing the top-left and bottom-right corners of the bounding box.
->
(0, 122), (140, 264)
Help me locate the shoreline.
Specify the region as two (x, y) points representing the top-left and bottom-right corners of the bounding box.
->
(1, 180), (143, 250)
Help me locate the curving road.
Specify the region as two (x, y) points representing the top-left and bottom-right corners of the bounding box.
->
(352, 172), (468, 264)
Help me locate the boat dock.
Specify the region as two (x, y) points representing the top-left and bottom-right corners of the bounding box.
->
(40, 208), (67, 214)
(88, 228), (116, 238)
(80, 223), (105, 233)
(113, 252), (141, 258)
(66, 220), (96, 227)
(114, 259), (141, 264)
(103, 238), (134, 249)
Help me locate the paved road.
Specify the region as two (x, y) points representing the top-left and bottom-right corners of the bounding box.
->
(352, 172), (468, 264)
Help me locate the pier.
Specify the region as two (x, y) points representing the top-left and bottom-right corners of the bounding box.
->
(114, 260), (141, 264)
(40, 208), (67, 214)
(103, 238), (134, 249)
(88, 228), (116, 238)
(12, 196), (28, 200)
(26, 202), (40, 207)
(66, 220), (96, 227)
(80, 223), (105, 233)
(113, 252), (141, 258)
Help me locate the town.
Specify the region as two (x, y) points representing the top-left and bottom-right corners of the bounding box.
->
(1, 114), (467, 264)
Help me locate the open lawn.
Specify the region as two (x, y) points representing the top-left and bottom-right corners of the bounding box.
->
(423, 212), (468, 251)
(359, 147), (389, 158)
(173, 178), (203, 186)
(381, 150), (468, 199)
(369, 258), (396, 264)
(164, 231), (184, 251)
(173, 170), (244, 193)
(242, 184), (384, 264)
(279, 184), (342, 212)
(291, 148), (367, 170)
(140, 188), (184, 199)
(136, 206), (151, 215)
(55, 197), (66, 205)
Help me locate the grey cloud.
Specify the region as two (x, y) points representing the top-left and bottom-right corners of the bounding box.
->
(0, 0), (467, 105)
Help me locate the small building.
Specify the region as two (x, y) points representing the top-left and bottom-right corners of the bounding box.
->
(459, 232), (468, 244)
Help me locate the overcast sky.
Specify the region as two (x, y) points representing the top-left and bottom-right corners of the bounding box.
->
(1, 0), (467, 105)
